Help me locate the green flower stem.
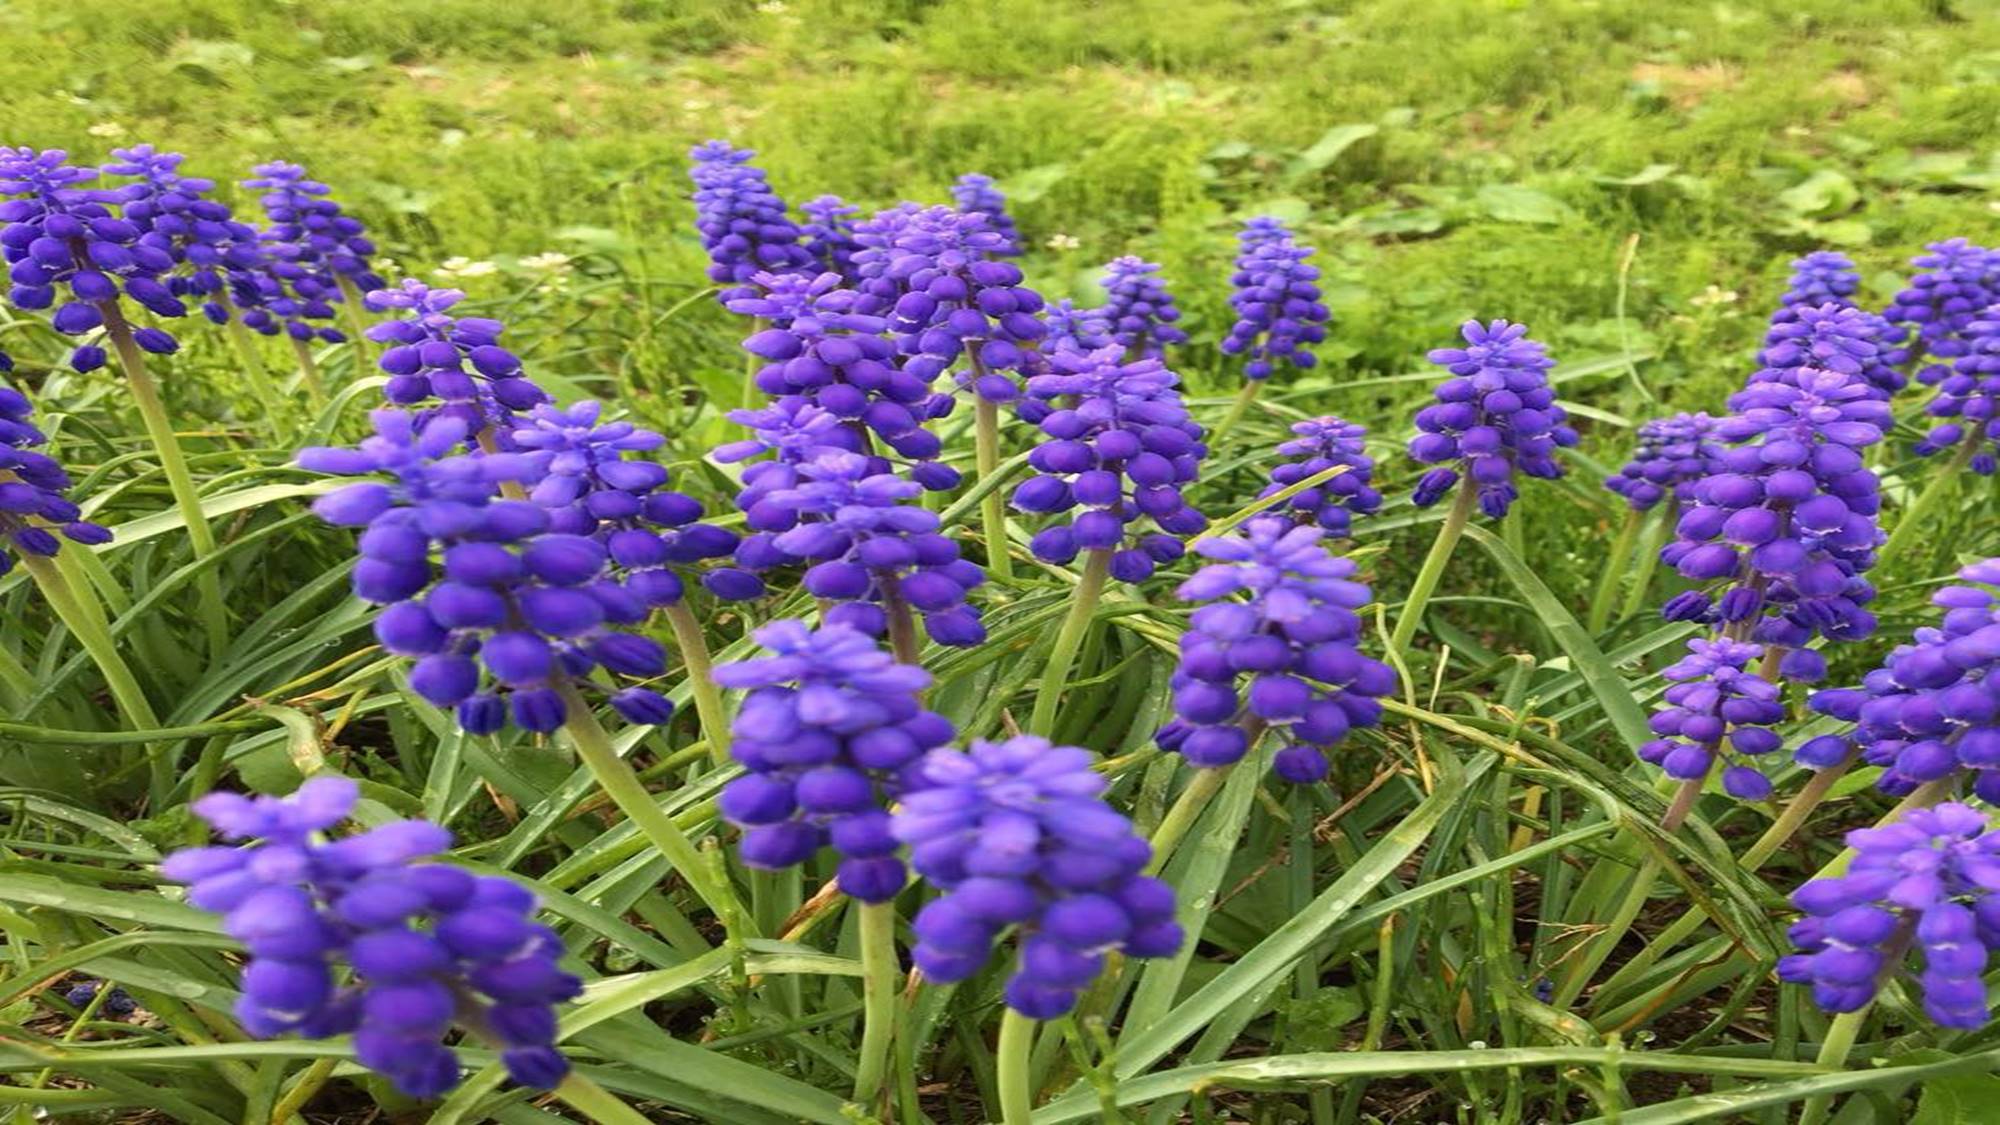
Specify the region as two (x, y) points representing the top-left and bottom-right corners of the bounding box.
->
(1029, 547), (1112, 735)
(662, 602), (731, 766)
(996, 1009), (1038, 1125)
(973, 393), (1014, 580)
(1145, 762), (1236, 877)
(269, 1057), (338, 1123)
(1210, 380), (1261, 446)
(1797, 1008), (1871, 1125)
(1551, 775), (1702, 1010)
(1585, 509), (1642, 633)
(334, 274), (374, 368)
(1389, 478), (1480, 655)
(555, 682), (747, 930)
(553, 1071), (658, 1125)
(288, 336), (329, 410)
(1617, 508), (1671, 621)
(221, 318), (283, 424)
(883, 579), (924, 667)
(851, 900), (900, 1108)
(19, 553), (163, 787)
(1595, 757), (1853, 1002)
(97, 302), (229, 661)
(1878, 438), (1980, 572)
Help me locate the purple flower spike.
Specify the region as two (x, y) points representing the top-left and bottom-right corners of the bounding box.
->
(100, 146), (271, 336)
(799, 194), (862, 286)
(163, 776), (580, 1097)
(1154, 517), (1393, 783)
(1636, 638), (1786, 794)
(1259, 416), (1380, 536)
(1752, 302), (1904, 400)
(1914, 309), (2000, 473)
(1799, 557), (2000, 799)
(1098, 256), (1189, 360)
(1407, 319), (1575, 519)
(0, 147), (190, 369)
(1779, 802), (2000, 1029)
(1041, 298), (1114, 357)
(851, 204), (1047, 402)
(713, 621), (953, 900)
(688, 141), (812, 304)
(1884, 239), (1999, 380)
(0, 386), (112, 571)
(299, 409), (675, 734)
(365, 280), (549, 435)
(1605, 413), (1721, 513)
(1012, 346), (1208, 577)
(1658, 368), (1885, 654)
(1220, 219), (1328, 381)
(949, 173), (1021, 256)
(893, 735), (1182, 1017)
(239, 159), (382, 340)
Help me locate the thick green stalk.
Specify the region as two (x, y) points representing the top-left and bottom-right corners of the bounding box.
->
(1878, 438), (1980, 571)
(98, 302), (229, 661)
(288, 336), (329, 410)
(973, 394), (1014, 580)
(1029, 548), (1112, 734)
(996, 1010), (1038, 1125)
(852, 900), (900, 1108)
(1617, 508), (1671, 621)
(555, 682), (747, 929)
(662, 602), (731, 766)
(1797, 1008), (1870, 1125)
(222, 317), (282, 423)
(1389, 478), (1480, 654)
(553, 1071), (657, 1125)
(1210, 380), (1261, 446)
(1145, 764), (1234, 876)
(334, 274), (374, 368)
(19, 554), (164, 795)
(1585, 508), (1642, 633)
(883, 580), (924, 667)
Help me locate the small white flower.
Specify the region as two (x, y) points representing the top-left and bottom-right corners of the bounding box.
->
(519, 252), (573, 272)
(86, 122), (127, 139)
(1045, 233), (1081, 252)
(434, 256), (498, 280)
(1688, 284), (1739, 308)
(756, 0), (786, 11)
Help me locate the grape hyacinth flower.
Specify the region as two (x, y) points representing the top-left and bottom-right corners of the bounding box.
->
(1773, 251), (1861, 316)
(1750, 302), (1904, 400)
(713, 620), (956, 900)
(242, 161), (384, 295)
(1220, 223), (1328, 381)
(1659, 367), (1885, 663)
(100, 146), (267, 333)
(1884, 239), (1998, 380)
(892, 735), (1183, 1017)
(1153, 516), (1394, 783)
(1636, 638), (1787, 799)
(950, 172), (1021, 256)
(1605, 413), (1721, 513)
(1913, 309), (2000, 473)
(1041, 298), (1114, 356)
(366, 280), (548, 435)
(1238, 215), (1291, 253)
(511, 400), (764, 602)
(1797, 559), (2000, 800)
(62, 981), (137, 1016)
(799, 194), (862, 285)
(0, 386), (112, 572)
(1408, 319), (1577, 520)
(687, 141), (812, 304)
(1259, 416), (1380, 536)
(1097, 256), (1189, 360)
(1013, 345), (1208, 581)
(729, 270), (956, 486)
(0, 147), (187, 369)
(300, 409), (675, 733)
(163, 777), (579, 1096)
(735, 449), (986, 648)
(1778, 801), (2000, 1028)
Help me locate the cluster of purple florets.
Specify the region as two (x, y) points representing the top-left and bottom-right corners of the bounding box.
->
(688, 141), (814, 303)
(1885, 239), (1998, 381)
(1012, 346), (1207, 579)
(102, 146), (267, 334)
(1220, 218), (1328, 380)
(1604, 413), (1720, 513)
(1098, 256), (1189, 359)
(1041, 298), (1113, 356)
(1798, 559), (2000, 799)
(892, 736), (1182, 1017)
(302, 409), (675, 733)
(1659, 368), (1885, 663)
(239, 160), (382, 339)
(1, 147), (187, 370)
(1409, 319), (1576, 519)
(1751, 302), (1904, 400)
(1914, 310), (2000, 473)
(0, 386), (112, 572)
(714, 621), (955, 901)
(949, 173), (1021, 256)
(367, 280), (548, 433)
(730, 270), (956, 484)
(1154, 517), (1393, 783)
(1780, 802), (2000, 1029)
(163, 777), (578, 1096)
(799, 194), (862, 285)
(1637, 638), (1786, 800)
(1260, 416), (1380, 536)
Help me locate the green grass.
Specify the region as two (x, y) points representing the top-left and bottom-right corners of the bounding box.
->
(3, 0), (2000, 1122)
